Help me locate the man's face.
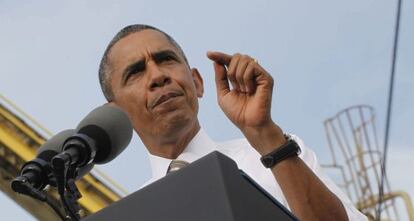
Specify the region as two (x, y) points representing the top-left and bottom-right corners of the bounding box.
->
(108, 30), (203, 140)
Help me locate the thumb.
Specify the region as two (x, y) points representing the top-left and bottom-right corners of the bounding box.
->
(213, 61), (230, 97)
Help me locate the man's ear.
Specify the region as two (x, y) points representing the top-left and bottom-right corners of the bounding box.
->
(191, 68), (204, 98)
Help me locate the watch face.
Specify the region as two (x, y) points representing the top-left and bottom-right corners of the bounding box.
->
(262, 156), (274, 168)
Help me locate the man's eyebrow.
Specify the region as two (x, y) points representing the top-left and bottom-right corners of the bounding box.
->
(121, 59), (146, 85)
(152, 49), (181, 62)
(120, 49), (181, 85)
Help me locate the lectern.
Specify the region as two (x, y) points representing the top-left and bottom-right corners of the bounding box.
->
(83, 151), (298, 221)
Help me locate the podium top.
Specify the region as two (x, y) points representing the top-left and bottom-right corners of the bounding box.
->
(83, 151), (298, 221)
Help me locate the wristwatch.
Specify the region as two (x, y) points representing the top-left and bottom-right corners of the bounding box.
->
(260, 134), (301, 168)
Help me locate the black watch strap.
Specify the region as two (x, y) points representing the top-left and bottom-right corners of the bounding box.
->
(260, 135), (301, 168)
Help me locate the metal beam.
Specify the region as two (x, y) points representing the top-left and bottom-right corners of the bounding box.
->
(0, 102), (123, 219)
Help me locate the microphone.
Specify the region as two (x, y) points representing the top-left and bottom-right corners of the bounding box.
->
(51, 105), (133, 172)
(11, 129), (75, 195)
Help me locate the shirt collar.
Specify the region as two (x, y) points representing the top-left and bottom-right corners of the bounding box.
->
(147, 128), (217, 180)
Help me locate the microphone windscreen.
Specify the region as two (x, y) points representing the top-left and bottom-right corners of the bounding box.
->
(76, 105), (133, 164)
(37, 129), (75, 161)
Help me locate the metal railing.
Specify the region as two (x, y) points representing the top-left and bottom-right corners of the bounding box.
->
(322, 105), (414, 220)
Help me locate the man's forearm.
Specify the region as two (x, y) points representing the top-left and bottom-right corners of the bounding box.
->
(242, 123), (348, 221)
(271, 156), (348, 221)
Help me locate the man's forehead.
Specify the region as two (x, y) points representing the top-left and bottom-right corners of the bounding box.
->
(108, 29), (178, 65)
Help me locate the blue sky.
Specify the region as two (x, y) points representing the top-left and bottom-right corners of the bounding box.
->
(1, 0), (413, 220)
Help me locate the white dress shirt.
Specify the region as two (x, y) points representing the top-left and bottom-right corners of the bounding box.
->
(144, 129), (368, 220)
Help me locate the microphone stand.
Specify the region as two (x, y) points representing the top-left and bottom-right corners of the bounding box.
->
(11, 159), (69, 221)
(12, 177), (47, 201)
(52, 134), (96, 221)
(12, 149), (84, 221)
(53, 155), (82, 221)
(12, 179), (68, 221)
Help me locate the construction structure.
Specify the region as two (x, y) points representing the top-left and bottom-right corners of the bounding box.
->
(323, 105), (414, 221)
(0, 94), (127, 220)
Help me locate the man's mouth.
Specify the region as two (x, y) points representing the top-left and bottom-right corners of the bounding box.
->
(151, 92), (183, 109)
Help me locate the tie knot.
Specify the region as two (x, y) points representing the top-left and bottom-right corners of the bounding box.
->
(167, 159), (189, 174)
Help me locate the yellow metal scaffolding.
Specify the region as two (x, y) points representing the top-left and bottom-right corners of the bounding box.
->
(322, 105), (414, 221)
(0, 94), (126, 220)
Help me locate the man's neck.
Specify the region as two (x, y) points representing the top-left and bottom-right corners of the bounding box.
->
(145, 121), (201, 159)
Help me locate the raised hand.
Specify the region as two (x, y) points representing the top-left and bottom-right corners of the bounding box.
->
(207, 51), (285, 155)
(207, 51), (274, 130)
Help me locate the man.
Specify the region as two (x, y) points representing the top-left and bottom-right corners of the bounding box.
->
(98, 24), (367, 221)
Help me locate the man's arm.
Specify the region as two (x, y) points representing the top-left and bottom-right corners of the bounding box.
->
(207, 51), (349, 221)
(244, 123), (349, 221)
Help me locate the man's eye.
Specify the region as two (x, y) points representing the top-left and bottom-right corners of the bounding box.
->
(124, 68), (144, 84)
(131, 68), (143, 74)
(160, 55), (176, 63)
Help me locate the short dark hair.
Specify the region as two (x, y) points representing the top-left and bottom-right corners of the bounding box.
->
(98, 24), (189, 101)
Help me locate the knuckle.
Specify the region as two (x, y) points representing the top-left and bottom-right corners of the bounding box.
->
(233, 53), (241, 58)
(231, 53), (241, 63)
(242, 55), (250, 61)
(241, 56), (249, 64)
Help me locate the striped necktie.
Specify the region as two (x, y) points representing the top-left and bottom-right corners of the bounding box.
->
(166, 159), (189, 174)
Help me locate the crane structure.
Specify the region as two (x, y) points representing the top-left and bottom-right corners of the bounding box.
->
(322, 105), (413, 221)
(0, 95), (126, 220)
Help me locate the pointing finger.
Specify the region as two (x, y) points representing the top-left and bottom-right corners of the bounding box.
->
(207, 51), (232, 66)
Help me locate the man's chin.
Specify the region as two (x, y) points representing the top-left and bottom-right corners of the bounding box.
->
(154, 110), (193, 135)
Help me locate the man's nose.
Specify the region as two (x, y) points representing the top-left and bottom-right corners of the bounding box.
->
(148, 63), (171, 90)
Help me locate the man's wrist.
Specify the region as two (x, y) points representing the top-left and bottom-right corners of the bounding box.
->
(260, 134), (301, 168)
(242, 121), (287, 156)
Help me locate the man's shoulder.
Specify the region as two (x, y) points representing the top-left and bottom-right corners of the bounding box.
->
(217, 137), (249, 147)
(213, 137), (262, 162)
(214, 133), (308, 154)
(216, 137), (251, 153)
